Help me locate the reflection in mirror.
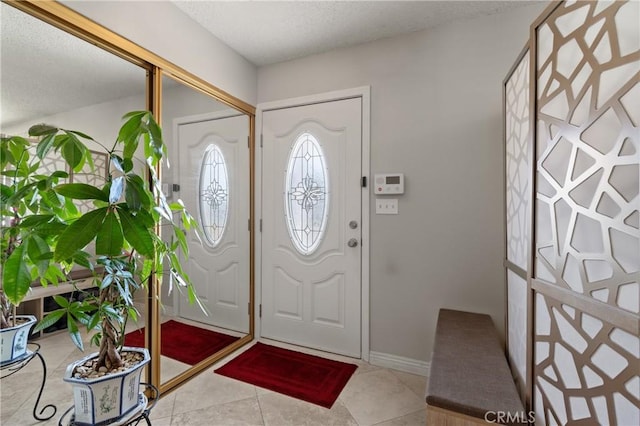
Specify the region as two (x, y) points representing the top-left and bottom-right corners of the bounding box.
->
(0, 0), (147, 380)
(151, 74), (250, 384)
(1, 2), (254, 399)
(1, 3), (146, 140)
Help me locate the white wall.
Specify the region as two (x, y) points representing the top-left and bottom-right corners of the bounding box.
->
(258, 3), (547, 363)
(62, 0), (257, 106)
(3, 95), (144, 153)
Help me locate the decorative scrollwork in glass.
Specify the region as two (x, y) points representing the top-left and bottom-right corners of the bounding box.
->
(285, 132), (328, 255)
(199, 144), (229, 247)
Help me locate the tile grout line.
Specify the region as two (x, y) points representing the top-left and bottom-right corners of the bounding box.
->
(254, 385), (267, 426)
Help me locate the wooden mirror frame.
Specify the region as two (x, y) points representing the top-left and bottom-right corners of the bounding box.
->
(3, 0), (255, 397)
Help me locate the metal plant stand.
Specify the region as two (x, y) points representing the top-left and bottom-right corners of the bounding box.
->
(58, 382), (159, 426)
(0, 342), (57, 421)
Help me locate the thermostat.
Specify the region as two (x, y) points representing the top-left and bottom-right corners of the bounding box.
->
(374, 173), (404, 194)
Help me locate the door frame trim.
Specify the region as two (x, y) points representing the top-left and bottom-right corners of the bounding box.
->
(256, 86), (371, 361)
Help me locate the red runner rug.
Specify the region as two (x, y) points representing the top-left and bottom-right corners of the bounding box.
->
(124, 320), (240, 365)
(214, 342), (358, 408)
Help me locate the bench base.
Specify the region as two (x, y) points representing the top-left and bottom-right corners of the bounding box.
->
(426, 404), (489, 426)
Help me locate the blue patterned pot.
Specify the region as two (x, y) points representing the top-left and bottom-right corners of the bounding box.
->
(0, 315), (36, 366)
(63, 347), (150, 425)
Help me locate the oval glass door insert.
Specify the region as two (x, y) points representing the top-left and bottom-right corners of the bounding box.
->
(199, 144), (229, 247)
(285, 132), (329, 255)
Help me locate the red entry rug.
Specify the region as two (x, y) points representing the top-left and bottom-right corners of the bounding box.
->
(124, 320), (240, 365)
(214, 342), (358, 408)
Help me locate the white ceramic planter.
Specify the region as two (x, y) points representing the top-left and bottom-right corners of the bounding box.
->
(0, 315), (36, 366)
(63, 346), (150, 425)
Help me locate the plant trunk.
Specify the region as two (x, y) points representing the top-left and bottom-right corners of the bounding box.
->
(1, 208), (20, 329)
(95, 287), (124, 371)
(0, 291), (12, 329)
(96, 318), (124, 370)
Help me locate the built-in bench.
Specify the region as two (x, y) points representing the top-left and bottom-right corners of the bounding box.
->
(425, 309), (527, 425)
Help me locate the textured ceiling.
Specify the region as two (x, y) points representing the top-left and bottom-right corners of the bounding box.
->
(171, 0), (545, 66)
(1, 0), (545, 128)
(0, 2), (145, 130)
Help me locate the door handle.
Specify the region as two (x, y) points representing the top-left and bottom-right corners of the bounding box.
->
(347, 238), (359, 248)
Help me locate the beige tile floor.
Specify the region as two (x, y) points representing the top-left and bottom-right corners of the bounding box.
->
(1, 330), (428, 426)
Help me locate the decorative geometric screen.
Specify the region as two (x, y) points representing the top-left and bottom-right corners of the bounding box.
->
(199, 144), (229, 247)
(534, 0), (639, 309)
(534, 293), (639, 425)
(504, 47), (532, 398)
(0, 139), (70, 227)
(506, 50), (532, 271)
(70, 150), (108, 214)
(285, 132), (328, 255)
(507, 270), (528, 389)
(39, 149), (69, 177)
(532, 1), (640, 424)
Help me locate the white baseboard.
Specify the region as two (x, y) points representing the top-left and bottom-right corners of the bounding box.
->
(369, 351), (430, 377)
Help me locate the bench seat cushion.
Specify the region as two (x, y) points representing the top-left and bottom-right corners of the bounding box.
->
(426, 309), (525, 424)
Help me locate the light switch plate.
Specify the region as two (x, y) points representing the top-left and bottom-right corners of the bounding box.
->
(376, 198), (398, 214)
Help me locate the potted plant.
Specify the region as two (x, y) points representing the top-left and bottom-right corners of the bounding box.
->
(1, 124), (75, 365)
(1, 111), (199, 424)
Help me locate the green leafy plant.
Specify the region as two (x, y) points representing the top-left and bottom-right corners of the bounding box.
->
(1, 126), (76, 328)
(1, 111), (200, 370)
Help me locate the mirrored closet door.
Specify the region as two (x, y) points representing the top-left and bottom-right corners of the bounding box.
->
(152, 74), (252, 387)
(1, 0), (255, 396)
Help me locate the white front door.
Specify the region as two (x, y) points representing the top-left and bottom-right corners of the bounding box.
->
(177, 113), (250, 333)
(261, 98), (362, 357)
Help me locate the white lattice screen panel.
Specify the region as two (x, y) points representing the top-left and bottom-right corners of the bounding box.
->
(506, 50), (532, 271)
(70, 151), (109, 214)
(534, 0), (639, 310)
(0, 140), (69, 192)
(504, 47), (532, 399)
(39, 151), (68, 177)
(534, 293), (639, 425)
(531, 1), (639, 424)
(507, 270), (528, 390)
